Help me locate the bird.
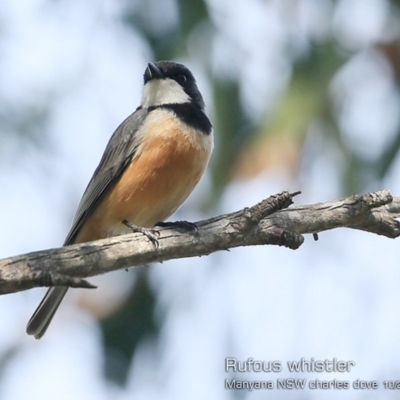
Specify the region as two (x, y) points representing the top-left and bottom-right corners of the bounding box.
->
(26, 61), (213, 339)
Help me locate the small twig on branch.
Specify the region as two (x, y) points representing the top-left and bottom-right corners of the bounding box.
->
(0, 189), (398, 295)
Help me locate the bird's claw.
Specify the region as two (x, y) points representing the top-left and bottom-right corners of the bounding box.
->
(156, 220), (198, 232)
(122, 219), (160, 248)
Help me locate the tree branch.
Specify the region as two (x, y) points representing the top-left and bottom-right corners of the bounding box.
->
(1, 190), (399, 295)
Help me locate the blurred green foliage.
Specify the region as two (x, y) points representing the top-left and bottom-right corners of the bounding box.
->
(101, 271), (158, 385)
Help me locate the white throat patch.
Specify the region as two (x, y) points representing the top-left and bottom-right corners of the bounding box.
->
(141, 78), (190, 108)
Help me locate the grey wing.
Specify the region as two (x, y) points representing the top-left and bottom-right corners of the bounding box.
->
(63, 107), (148, 245)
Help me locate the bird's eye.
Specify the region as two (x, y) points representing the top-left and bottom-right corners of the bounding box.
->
(179, 74), (187, 83)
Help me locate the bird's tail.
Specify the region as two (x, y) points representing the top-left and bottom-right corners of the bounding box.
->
(26, 287), (69, 339)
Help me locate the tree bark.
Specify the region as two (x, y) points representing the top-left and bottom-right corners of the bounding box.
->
(0, 189), (398, 295)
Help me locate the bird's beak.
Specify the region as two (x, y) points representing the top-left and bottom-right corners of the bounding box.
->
(147, 63), (164, 80)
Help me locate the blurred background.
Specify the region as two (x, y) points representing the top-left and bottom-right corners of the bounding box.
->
(1, 0), (400, 398)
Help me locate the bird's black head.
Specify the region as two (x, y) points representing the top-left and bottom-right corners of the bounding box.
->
(142, 61), (205, 110)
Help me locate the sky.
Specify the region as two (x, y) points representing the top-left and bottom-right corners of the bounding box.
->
(0, 0), (400, 399)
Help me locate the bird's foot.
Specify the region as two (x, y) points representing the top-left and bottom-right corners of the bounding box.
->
(156, 220), (198, 232)
(122, 219), (160, 248)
